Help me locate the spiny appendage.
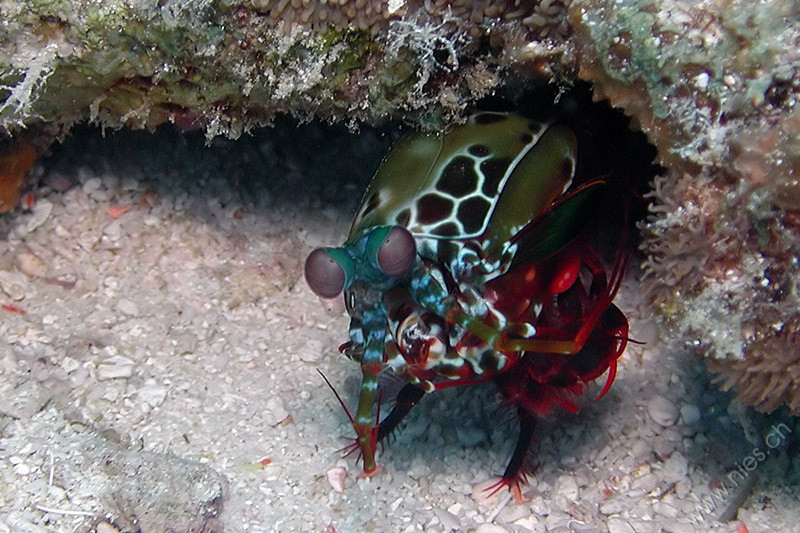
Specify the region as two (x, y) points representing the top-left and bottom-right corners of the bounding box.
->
(484, 408), (537, 503)
(319, 367), (383, 477)
(592, 304), (630, 401)
(338, 375), (496, 470)
(331, 384), (423, 471)
(486, 367), (589, 501)
(375, 383), (426, 442)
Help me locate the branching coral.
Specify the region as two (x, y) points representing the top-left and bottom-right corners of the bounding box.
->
(0, 48), (56, 130)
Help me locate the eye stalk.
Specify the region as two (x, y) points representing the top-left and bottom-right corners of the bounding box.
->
(305, 248), (353, 299)
(376, 226), (416, 277)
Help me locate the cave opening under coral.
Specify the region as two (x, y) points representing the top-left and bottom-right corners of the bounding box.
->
(21, 81), (662, 254)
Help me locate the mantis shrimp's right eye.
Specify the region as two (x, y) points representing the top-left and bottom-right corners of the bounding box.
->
(305, 248), (347, 299)
(376, 226), (416, 277)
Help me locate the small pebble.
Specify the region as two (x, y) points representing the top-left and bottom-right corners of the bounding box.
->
(496, 503), (530, 524)
(82, 177), (102, 193)
(544, 511), (571, 530)
(103, 219), (122, 239)
(434, 508), (461, 531)
(326, 466), (346, 493)
(23, 199), (53, 233)
(647, 394), (679, 427)
(96, 355), (135, 380)
(61, 356), (81, 373)
(446, 503), (462, 516)
(115, 299), (140, 317)
(529, 494), (550, 516)
(652, 500), (679, 519)
(653, 437), (677, 460)
(96, 522), (121, 533)
(630, 439), (650, 457)
(631, 473), (659, 493)
(662, 452), (688, 483)
(600, 495), (634, 515)
(474, 524), (509, 533)
(91, 188), (112, 202)
(680, 404), (701, 425)
(138, 380), (168, 407)
(553, 474), (579, 502)
(0, 270), (26, 300)
(299, 339), (324, 363)
(606, 517), (636, 533)
(675, 478), (692, 498)
(14, 252), (48, 278)
(262, 397), (289, 426)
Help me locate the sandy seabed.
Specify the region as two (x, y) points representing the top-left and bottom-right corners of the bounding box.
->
(0, 123), (798, 533)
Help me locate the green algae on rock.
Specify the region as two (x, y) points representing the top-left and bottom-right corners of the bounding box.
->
(0, 1), (573, 137)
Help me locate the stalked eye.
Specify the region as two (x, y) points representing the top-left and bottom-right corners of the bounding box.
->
(377, 226), (416, 277)
(305, 248), (350, 298)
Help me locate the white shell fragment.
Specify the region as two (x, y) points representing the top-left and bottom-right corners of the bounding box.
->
(262, 397), (289, 427)
(115, 298), (140, 317)
(14, 251), (48, 278)
(96, 522), (121, 533)
(96, 355), (135, 380)
(326, 466), (346, 493)
(137, 379), (168, 408)
(23, 199), (53, 234)
(0, 269), (27, 300)
(647, 394), (679, 427)
(299, 338), (324, 363)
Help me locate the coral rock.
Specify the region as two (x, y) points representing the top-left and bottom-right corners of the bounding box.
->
(569, 0), (800, 414)
(0, 0), (572, 136)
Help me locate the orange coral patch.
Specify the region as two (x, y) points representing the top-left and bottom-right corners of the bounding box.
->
(0, 143), (38, 213)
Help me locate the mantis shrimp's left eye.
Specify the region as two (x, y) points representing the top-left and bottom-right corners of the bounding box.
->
(305, 248), (350, 299)
(377, 226), (416, 277)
